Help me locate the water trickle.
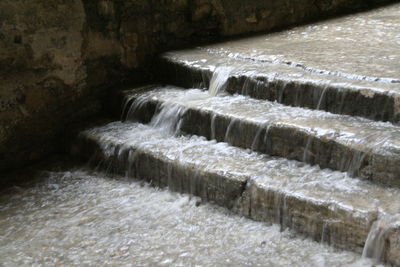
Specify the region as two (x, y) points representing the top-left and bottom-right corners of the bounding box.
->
(338, 88), (348, 115)
(363, 220), (387, 261)
(263, 125), (272, 154)
(274, 193), (291, 231)
(241, 76), (253, 96)
(302, 135), (314, 163)
(224, 119), (237, 144)
(347, 150), (366, 177)
(201, 69), (212, 89)
(278, 80), (289, 103)
(124, 94), (149, 121)
(317, 85), (329, 110)
(251, 127), (264, 151)
(210, 114), (217, 140)
(121, 94), (135, 121)
(209, 66), (233, 96)
(127, 149), (137, 177)
(150, 102), (187, 135)
(362, 215), (400, 262)
(321, 222), (330, 244)
(241, 75), (262, 97)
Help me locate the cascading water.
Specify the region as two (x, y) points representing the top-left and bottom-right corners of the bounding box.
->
(3, 4), (400, 265)
(209, 66), (233, 96)
(3, 83), (398, 265)
(362, 215), (400, 262)
(116, 88), (399, 264)
(210, 114), (217, 140)
(149, 102), (187, 135)
(224, 118), (237, 144)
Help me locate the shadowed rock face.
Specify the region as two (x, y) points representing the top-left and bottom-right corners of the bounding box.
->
(0, 0), (97, 172)
(0, 0), (395, 174)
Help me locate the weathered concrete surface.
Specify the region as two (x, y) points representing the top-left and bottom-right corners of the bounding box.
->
(76, 120), (400, 264)
(0, 0), (396, 173)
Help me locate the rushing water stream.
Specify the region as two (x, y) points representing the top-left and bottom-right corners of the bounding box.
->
(0, 170), (382, 266)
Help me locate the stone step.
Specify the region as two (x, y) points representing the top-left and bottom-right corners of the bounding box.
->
(75, 121), (400, 265)
(157, 49), (400, 125)
(123, 86), (400, 188)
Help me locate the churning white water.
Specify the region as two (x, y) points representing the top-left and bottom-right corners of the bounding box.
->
(0, 170), (381, 266)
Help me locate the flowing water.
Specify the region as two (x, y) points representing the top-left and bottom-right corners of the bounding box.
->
(0, 170), (382, 267)
(85, 88), (400, 263)
(208, 66), (233, 96)
(149, 103), (187, 135)
(362, 215), (400, 262)
(121, 87), (400, 179)
(201, 4), (400, 83)
(1, 85), (398, 265)
(1, 3), (399, 266)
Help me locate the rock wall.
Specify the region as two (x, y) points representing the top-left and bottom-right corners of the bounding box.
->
(0, 0), (95, 172)
(0, 0), (393, 173)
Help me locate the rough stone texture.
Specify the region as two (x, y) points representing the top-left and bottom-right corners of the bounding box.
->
(0, 0), (394, 173)
(0, 0), (100, 171)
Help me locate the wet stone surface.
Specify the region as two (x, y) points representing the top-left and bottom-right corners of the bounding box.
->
(201, 3), (400, 82)
(123, 86), (400, 187)
(77, 119), (400, 263)
(158, 3), (400, 124)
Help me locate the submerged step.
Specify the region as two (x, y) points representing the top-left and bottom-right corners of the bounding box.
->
(123, 86), (400, 188)
(76, 121), (400, 265)
(158, 49), (400, 124)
